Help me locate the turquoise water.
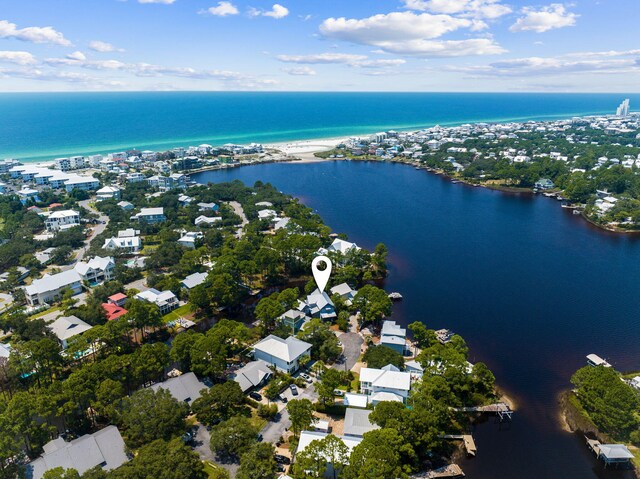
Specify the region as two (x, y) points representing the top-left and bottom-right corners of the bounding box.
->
(1, 92), (638, 162)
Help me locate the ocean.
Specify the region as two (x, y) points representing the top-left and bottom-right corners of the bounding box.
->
(1, 92), (638, 162)
(194, 161), (640, 479)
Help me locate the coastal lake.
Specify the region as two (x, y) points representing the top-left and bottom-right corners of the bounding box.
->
(194, 160), (640, 479)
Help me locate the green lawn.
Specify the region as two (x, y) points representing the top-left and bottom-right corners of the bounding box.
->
(162, 304), (193, 323)
(30, 306), (61, 319)
(202, 461), (228, 479)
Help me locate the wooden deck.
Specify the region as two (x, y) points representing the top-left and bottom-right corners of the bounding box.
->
(424, 464), (465, 478)
(440, 435), (476, 456)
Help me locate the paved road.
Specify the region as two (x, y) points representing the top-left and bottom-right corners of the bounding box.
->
(76, 199), (109, 261)
(228, 201), (248, 238)
(334, 332), (364, 372)
(260, 382), (318, 445)
(193, 423), (239, 478)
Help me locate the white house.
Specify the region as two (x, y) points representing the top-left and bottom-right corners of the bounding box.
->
(258, 209), (278, 220)
(359, 364), (412, 403)
(117, 201), (134, 211)
(298, 289), (336, 320)
(296, 431), (361, 476)
(195, 215), (222, 227)
(44, 210), (80, 232)
(133, 207), (166, 224)
(252, 335), (312, 373)
(64, 176), (100, 193)
(380, 320), (407, 355)
(47, 315), (93, 349)
(343, 408), (380, 437)
(24, 270), (83, 306)
(181, 272), (208, 290)
(74, 256), (115, 284)
(103, 236), (141, 253)
(329, 283), (357, 305)
(318, 238), (360, 255)
(135, 288), (178, 315)
(26, 426), (128, 479)
(177, 231), (203, 249)
(96, 185), (121, 201)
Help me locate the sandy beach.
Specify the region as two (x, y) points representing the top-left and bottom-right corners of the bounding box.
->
(265, 137), (349, 161)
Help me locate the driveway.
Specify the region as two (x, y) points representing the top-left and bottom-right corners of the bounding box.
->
(334, 332), (364, 372)
(193, 423), (239, 478)
(74, 199), (109, 262)
(260, 382), (318, 445)
(227, 201), (248, 239)
(123, 277), (148, 292)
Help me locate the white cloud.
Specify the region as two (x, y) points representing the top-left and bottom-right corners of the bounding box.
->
(0, 51), (37, 65)
(510, 4), (577, 33)
(353, 59), (407, 68)
(0, 20), (71, 46)
(89, 41), (123, 53)
(282, 66), (316, 75)
(138, 0), (176, 4)
(202, 2), (239, 16)
(403, 0), (511, 19)
(67, 51), (86, 61)
(250, 4), (289, 19)
(277, 53), (368, 64)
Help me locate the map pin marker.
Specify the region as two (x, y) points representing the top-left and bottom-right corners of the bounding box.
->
(312, 256), (332, 293)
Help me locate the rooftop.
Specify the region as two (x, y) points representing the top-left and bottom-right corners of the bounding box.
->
(253, 334), (312, 363)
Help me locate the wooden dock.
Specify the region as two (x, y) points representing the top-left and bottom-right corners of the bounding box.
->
(454, 402), (513, 421)
(440, 435), (477, 456)
(412, 464), (465, 478)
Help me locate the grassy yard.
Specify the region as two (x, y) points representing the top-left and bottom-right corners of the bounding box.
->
(250, 410), (267, 431)
(30, 306), (61, 319)
(350, 372), (360, 392)
(162, 304), (193, 323)
(202, 461), (228, 479)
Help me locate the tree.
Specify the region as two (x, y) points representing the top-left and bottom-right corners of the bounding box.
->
(369, 401), (406, 429)
(236, 442), (278, 479)
(109, 438), (207, 479)
(316, 368), (343, 406)
(254, 296), (284, 332)
(345, 428), (412, 479)
(295, 434), (349, 479)
(124, 298), (162, 341)
(362, 345), (404, 370)
(287, 399), (316, 438)
(43, 468), (80, 479)
(116, 388), (188, 449)
(209, 416), (258, 460)
(298, 318), (341, 363)
(192, 381), (249, 426)
(408, 322), (435, 349)
(352, 285), (391, 327)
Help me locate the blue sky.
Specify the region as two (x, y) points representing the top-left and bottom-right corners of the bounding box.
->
(0, 0), (638, 92)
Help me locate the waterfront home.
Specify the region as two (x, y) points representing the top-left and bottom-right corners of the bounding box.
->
(46, 315), (93, 349)
(273, 217), (290, 230)
(102, 235), (141, 253)
(343, 408), (380, 438)
(252, 334), (312, 374)
(24, 270), (83, 306)
(435, 328), (454, 344)
(73, 256), (115, 285)
(178, 194), (193, 206)
(380, 320), (407, 355)
(132, 207), (166, 224)
(343, 393), (369, 409)
(96, 185), (121, 201)
(64, 176), (100, 193)
(177, 231), (203, 249)
(194, 215), (222, 227)
(25, 426), (128, 479)
(359, 364), (412, 403)
(231, 359), (273, 392)
(278, 309), (309, 333)
(44, 210), (80, 232)
(117, 201), (134, 210)
(586, 353), (612, 368)
(318, 238), (360, 255)
(0, 159), (21, 174)
(149, 372), (207, 405)
(135, 288), (178, 315)
(17, 186), (40, 204)
(197, 202), (219, 212)
(258, 209), (278, 220)
(147, 173), (186, 192)
(330, 283), (357, 304)
(181, 272), (208, 290)
(534, 178), (555, 190)
(405, 360), (424, 378)
(298, 289), (336, 320)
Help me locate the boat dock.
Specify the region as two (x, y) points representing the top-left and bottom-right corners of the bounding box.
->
(412, 464), (465, 478)
(440, 435), (477, 456)
(454, 402), (514, 421)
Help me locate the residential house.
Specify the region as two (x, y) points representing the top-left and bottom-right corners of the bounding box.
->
(24, 270), (83, 306)
(135, 288), (178, 315)
(359, 364), (412, 404)
(405, 360), (424, 379)
(197, 202), (219, 212)
(147, 174), (186, 192)
(102, 235), (141, 253)
(73, 256), (115, 284)
(133, 207), (166, 224)
(26, 426), (128, 479)
(298, 289), (336, 320)
(195, 215), (222, 227)
(17, 186), (40, 204)
(102, 302), (128, 321)
(380, 320), (407, 355)
(295, 431), (361, 477)
(96, 185), (121, 201)
(318, 238), (360, 255)
(329, 283), (357, 305)
(117, 201), (134, 211)
(126, 172), (146, 183)
(258, 209), (278, 220)
(343, 408), (380, 438)
(149, 372), (207, 405)
(107, 293), (128, 307)
(44, 210), (80, 232)
(181, 272), (208, 290)
(279, 309), (309, 333)
(252, 335), (312, 373)
(232, 359), (273, 392)
(343, 393), (368, 409)
(177, 231), (203, 249)
(47, 315), (93, 349)
(534, 178), (555, 190)
(64, 176), (100, 193)
(178, 194), (193, 207)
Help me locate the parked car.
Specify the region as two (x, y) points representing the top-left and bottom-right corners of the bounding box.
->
(279, 393), (288, 402)
(274, 454), (291, 465)
(333, 389), (345, 397)
(290, 384), (299, 396)
(257, 433), (263, 442)
(299, 373), (312, 382)
(249, 392), (262, 401)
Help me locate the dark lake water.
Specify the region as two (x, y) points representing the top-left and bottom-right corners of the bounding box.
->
(194, 160), (640, 479)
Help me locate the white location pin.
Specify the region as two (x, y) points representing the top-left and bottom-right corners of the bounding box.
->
(311, 256), (332, 293)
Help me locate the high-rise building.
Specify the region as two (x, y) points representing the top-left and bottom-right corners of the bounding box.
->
(616, 99), (630, 117)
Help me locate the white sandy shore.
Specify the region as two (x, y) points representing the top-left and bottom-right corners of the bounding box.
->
(264, 137), (349, 156)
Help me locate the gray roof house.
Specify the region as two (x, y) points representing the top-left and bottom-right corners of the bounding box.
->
(343, 408), (380, 437)
(149, 372), (208, 405)
(26, 426), (128, 479)
(298, 289), (336, 320)
(380, 320), (407, 355)
(253, 335), (312, 374)
(47, 315), (93, 349)
(232, 359), (273, 392)
(181, 272), (208, 290)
